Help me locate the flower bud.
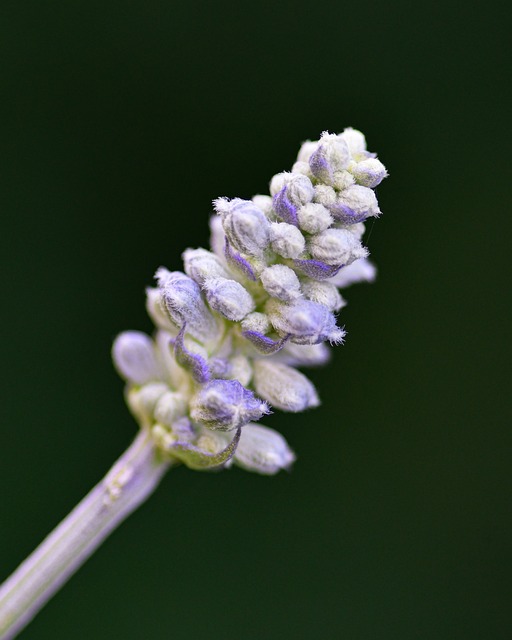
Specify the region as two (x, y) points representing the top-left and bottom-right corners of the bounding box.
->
(297, 203), (333, 234)
(190, 379), (269, 431)
(145, 288), (177, 333)
(296, 140), (318, 163)
(339, 127), (367, 156)
(276, 342), (331, 367)
(308, 228), (368, 266)
(173, 325), (210, 383)
(328, 258), (377, 288)
(241, 312), (271, 335)
(266, 298), (345, 345)
(154, 391), (188, 426)
(209, 214), (226, 258)
(127, 382), (169, 422)
(215, 197), (270, 256)
(260, 265), (301, 303)
(301, 280), (346, 312)
(272, 173), (315, 226)
(253, 360), (319, 412)
(252, 194), (274, 217)
(183, 248), (231, 285)
(291, 161), (312, 177)
(313, 184), (337, 206)
(350, 157), (388, 188)
(156, 268), (219, 343)
(309, 132), (350, 184)
(234, 423), (295, 475)
(112, 331), (163, 385)
(203, 277), (255, 321)
(269, 222), (305, 259)
(328, 185), (381, 224)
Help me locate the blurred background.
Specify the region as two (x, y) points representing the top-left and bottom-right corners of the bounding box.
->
(1, 1), (510, 638)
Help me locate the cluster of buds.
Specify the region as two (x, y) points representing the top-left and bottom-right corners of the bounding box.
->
(113, 129), (387, 475)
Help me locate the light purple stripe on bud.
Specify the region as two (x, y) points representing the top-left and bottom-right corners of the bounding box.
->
(293, 259), (344, 280)
(173, 324), (211, 384)
(273, 185), (299, 226)
(242, 330), (290, 355)
(224, 238), (257, 281)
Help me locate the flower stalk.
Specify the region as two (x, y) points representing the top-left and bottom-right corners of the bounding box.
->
(0, 431), (170, 640)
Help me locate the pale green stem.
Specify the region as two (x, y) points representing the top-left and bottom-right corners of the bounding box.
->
(0, 430), (171, 640)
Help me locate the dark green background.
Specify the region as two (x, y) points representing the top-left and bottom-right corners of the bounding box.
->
(1, 1), (510, 638)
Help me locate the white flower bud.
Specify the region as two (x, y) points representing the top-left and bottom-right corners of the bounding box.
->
(332, 170), (355, 191)
(252, 194), (274, 217)
(296, 140), (318, 163)
(260, 265), (302, 303)
(291, 161), (312, 177)
(269, 222), (305, 259)
(241, 312), (271, 335)
(154, 391), (188, 426)
(350, 158), (388, 188)
(297, 203), (333, 234)
(234, 423), (295, 475)
(345, 222), (366, 239)
(253, 360), (319, 412)
(215, 197), (270, 256)
(328, 258), (377, 288)
(127, 382), (169, 422)
(203, 277), (255, 321)
(339, 127), (367, 156)
(155, 330), (188, 390)
(112, 331), (163, 385)
(301, 280), (346, 312)
(229, 354), (253, 387)
(308, 228), (368, 266)
(275, 342), (331, 367)
(270, 172), (314, 207)
(209, 215), (226, 258)
(145, 288), (177, 333)
(183, 248), (231, 284)
(313, 184), (337, 206)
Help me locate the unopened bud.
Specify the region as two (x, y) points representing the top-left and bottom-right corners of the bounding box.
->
(253, 360), (319, 412)
(112, 331), (163, 385)
(234, 423), (295, 475)
(308, 228), (368, 266)
(297, 202), (333, 234)
(203, 277), (255, 321)
(269, 222), (305, 259)
(215, 197), (270, 256)
(183, 248), (231, 285)
(260, 265), (302, 303)
(350, 157), (388, 188)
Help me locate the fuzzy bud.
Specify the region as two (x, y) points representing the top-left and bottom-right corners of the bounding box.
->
(297, 202), (333, 234)
(328, 258), (377, 288)
(269, 222), (305, 259)
(253, 360), (319, 412)
(203, 277), (255, 321)
(233, 423), (295, 475)
(296, 140), (318, 163)
(183, 248), (231, 285)
(309, 132), (350, 185)
(156, 269), (219, 343)
(215, 198), (270, 256)
(190, 379), (269, 431)
(112, 331), (163, 385)
(154, 391), (188, 427)
(308, 228), (368, 266)
(260, 265), (302, 303)
(350, 157), (388, 188)
(329, 185), (381, 224)
(339, 127), (367, 156)
(266, 298), (345, 345)
(301, 280), (346, 312)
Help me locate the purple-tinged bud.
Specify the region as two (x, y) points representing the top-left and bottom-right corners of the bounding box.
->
(266, 298), (345, 345)
(328, 185), (381, 224)
(168, 426), (242, 470)
(328, 258), (377, 288)
(301, 280), (346, 312)
(190, 379), (270, 431)
(209, 215), (226, 258)
(308, 228), (368, 266)
(173, 325), (210, 384)
(183, 248), (231, 285)
(313, 184), (337, 207)
(269, 222), (305, 259)
(145, 288), (177, 333)
(203, 277), (255, 321)
(350, 157), (388, 188)
(253, 360), (320, 412)
(275, 342), (331, 368)
(296, 140), (318, 163)
(215, 197), (270, 256)
(260, 265), (302, 303)
(252, 194), (274, 217)
(309, 132), (350, 185)
(156, 268), (219, 343)
(154, 391), (188, 427)
(241, 312), (271, 335)
(297, 203), (333, 234)
(234, 423), (295, 475)
(293, 258), (343, 280)
(112, 331), (163, 385)
(271, 174), (315, 226)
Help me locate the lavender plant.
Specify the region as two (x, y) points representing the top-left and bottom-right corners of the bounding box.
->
(0, 129), (387, 638)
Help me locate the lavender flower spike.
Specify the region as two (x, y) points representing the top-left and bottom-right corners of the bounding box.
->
(0, 129), (387, 639)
